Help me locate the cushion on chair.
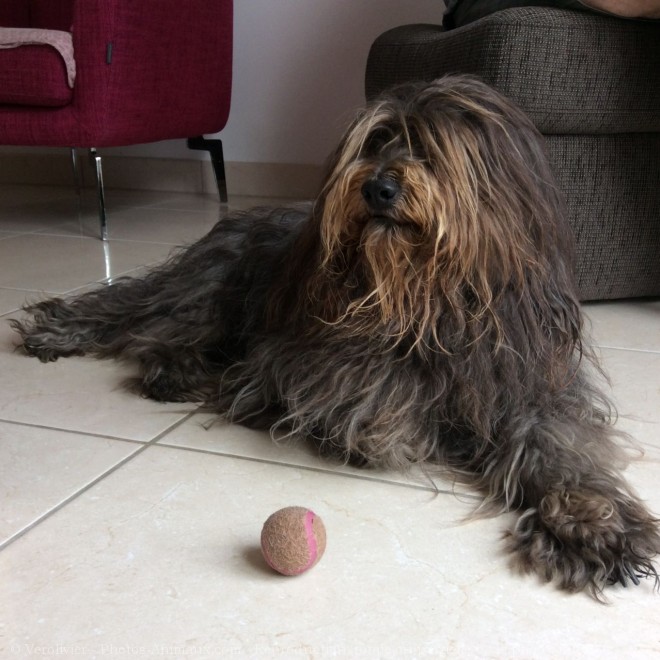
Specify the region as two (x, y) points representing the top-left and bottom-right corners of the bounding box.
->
(0, 28), (75, 85)
(0, 27), (75, 107)
(0, 45), (73, 107)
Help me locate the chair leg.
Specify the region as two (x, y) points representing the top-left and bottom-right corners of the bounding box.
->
(187, 136), (228, 203)
(89, 148), (108, 240)
(70, 148), (82, 197)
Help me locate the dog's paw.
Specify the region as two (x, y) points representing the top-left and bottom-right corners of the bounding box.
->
(11, 324), (63, 362)
(137, 367), (212, 403)
(11, 319), (85, 362)
(505, 488), (660, 600)
(139, 374), (191, 402)
(10, 300), (86, 362)
(21, 335), (67, 362)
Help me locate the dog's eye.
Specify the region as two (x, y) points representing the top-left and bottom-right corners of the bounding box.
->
(364, 128), (394, 156)
(407, 127), (432, 160)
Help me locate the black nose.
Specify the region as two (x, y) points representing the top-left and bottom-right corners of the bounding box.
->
(361, 176), (401, 211)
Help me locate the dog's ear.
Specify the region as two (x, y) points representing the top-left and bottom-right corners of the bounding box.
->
(404, 79), (575, 298)
(422, 77), (583, 366)
(408, 78), (562, 282)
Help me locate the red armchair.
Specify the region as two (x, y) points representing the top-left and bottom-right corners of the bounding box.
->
(0, 0), (233, 239)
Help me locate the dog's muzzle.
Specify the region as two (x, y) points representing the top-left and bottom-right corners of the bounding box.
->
(361, 175), (401, 212)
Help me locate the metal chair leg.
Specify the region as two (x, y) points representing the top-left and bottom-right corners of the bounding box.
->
(89, 148), (108, 240)
(70, 148), (82, 197)
(187, 136), (228, 203)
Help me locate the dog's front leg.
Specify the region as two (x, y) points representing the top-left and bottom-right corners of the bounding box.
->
(11, 276), (168, 362)
(483, 413), (660, 599)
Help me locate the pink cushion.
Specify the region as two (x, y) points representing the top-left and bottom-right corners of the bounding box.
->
(0, 45), (72, 106)
(0, 28), (75, 86)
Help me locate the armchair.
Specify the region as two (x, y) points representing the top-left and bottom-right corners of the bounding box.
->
(0, 0), (233, 239)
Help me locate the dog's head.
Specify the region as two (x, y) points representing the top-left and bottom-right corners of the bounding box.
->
(312, 75), (574, 348)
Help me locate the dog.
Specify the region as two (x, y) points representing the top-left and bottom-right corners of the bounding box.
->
(11, 75), (659, 599)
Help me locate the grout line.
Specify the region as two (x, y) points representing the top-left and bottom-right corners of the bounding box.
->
(0, 410), (198, 553)
(0, 285), (59, 294)
(154, 439), (481, 499)
(0, 417), (158, 446)
(0, 444), (149, 553)
(0, 408), (481, 496)
(0, 410), (480, 499)
(0, 408), (199, 447)
(597, 344), (660, 356)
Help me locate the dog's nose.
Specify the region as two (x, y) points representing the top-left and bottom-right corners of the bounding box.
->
(361, 176), (401, 211)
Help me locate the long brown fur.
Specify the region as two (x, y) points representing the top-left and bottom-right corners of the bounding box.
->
(11, 75), (659, 599)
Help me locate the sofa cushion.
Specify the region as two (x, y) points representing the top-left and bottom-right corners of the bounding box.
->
(0, 44), (73, 106)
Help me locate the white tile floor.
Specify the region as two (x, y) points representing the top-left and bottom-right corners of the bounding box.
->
(0, 185), (659, 659)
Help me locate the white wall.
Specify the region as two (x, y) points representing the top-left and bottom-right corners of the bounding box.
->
(111, 0), (442, 166)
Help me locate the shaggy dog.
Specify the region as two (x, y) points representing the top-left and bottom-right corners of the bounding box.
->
(12, 75), (659, 599)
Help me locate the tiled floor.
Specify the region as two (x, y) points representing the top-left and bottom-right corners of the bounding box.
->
(1, 185), (659, 659)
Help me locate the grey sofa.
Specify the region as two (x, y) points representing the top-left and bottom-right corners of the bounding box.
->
(365, 8), (660, 301)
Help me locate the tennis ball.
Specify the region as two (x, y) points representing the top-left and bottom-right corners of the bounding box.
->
(260, 506), (326, 576)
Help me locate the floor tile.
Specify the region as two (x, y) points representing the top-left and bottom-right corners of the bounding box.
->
(0, 200), (84, 234)
(0, 234), (176, 293)
(0, 319), (193, 441)
(36, 206), (224, 246)
(225, 195), (306, 212)
(143, 191), (229, 212)
(0, 187), (160, 231)
(0, 288), (38, 316)
(0, 184), (73, 204)
(584, 300), (660, 352)
(0, 422), (139, 544)
(597, 348), (660, 454)
(1, 445), (658, 660)
(0, 190), (111, 236)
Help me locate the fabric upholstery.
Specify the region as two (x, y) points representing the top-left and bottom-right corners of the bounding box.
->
(29, 0), (74, 31)
(442, 0), (660, 28)
(0, 1), (74, 30)
(0, 0), (232, 147)
(365, 8), (660, 300)
(545, 134), (660, 300)
(0, 1), (30, 27)
(366, 10), (660, 134)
